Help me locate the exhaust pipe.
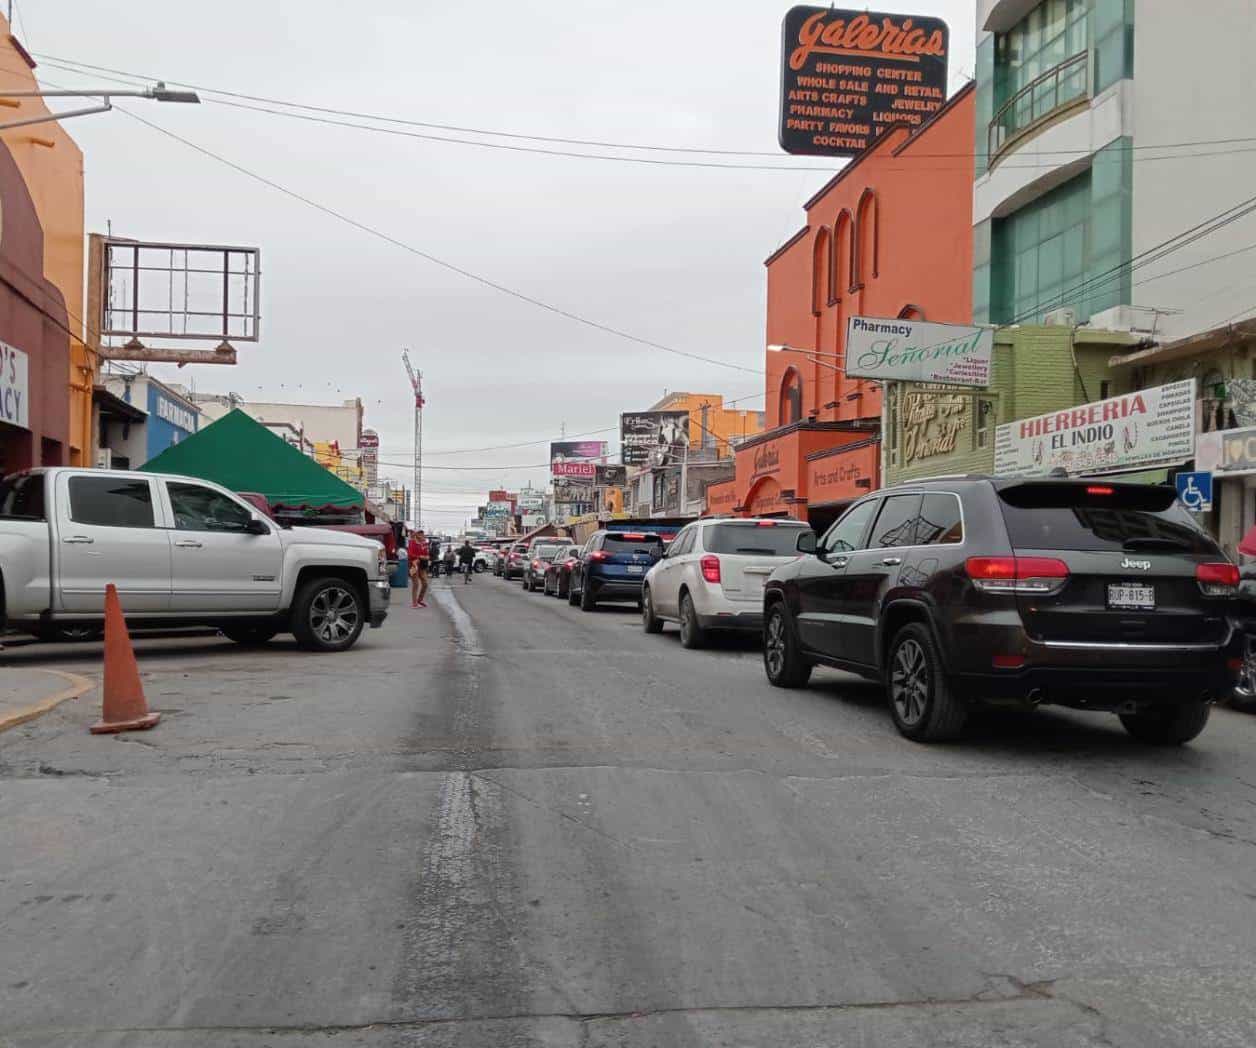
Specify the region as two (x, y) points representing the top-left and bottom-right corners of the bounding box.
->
(1027, 689), (1044, 706)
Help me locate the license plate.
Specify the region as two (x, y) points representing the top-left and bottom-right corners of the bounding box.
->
(627, 566), (644, 575)
(1108, 583), (1155, 610)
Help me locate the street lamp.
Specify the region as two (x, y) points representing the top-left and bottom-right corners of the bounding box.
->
(767, 343), (844, 373)
(0, 81), (200, 132)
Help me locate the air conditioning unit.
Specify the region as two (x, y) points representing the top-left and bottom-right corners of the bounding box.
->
(95, 448), (112, 469)
(1044, 308), (1077, 328)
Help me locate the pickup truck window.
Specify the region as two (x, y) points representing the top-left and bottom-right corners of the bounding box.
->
(0, 473), (45, 521)
(68, 476), (154, 528)
(168, 482), (255, 533)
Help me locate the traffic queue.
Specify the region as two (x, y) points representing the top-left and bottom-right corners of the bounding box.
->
(491, 474), (1256, 747)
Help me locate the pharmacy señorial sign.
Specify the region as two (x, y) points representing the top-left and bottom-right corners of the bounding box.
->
(994, 380), (1197, 479)
(779, 7), (949, 157)
(845, 316), (992, 387)
(0, 341), (29, 430)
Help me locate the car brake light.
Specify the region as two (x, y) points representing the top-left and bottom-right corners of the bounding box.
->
(965, 556), (1069, 594)
(622, 533), (645, 540)
(589, 550), (610, 562)
(700, 555), (721, 584)
(532, 560), (540, 569)
(565, 559), (577, 568)
(1196, 562), (1239, 596)
(1086, 485), (1114, 496)
(755, 521), (776, 527)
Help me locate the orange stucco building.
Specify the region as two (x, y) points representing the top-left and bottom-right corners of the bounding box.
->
(0, 23), (90, 468)
(712, 83), (976, 528)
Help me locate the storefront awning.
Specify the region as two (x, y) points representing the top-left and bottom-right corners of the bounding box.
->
(140, 408), (364, 511)
(1108, 318), (1256, 369)
(93, 385), (146, 423)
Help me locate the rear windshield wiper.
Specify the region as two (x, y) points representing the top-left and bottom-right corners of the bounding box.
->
(1122, 537), (1193, 551)
(733, 547), (778, 555)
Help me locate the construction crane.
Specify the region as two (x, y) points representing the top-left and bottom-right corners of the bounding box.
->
(401, 349), (424, 527)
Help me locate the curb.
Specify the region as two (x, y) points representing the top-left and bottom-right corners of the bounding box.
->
(0, 670), (96, 734)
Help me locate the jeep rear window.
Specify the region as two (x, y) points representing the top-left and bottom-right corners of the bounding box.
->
(604, 534), (664, 555)
(706, 522), (808, 556)
(997, 483), (1220, 555)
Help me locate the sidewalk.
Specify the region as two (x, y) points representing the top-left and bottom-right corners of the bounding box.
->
(0, 666), (95, 733)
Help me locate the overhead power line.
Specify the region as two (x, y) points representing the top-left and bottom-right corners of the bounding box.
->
(34, 52), (1256, 169)
(116, 106), (760, 375)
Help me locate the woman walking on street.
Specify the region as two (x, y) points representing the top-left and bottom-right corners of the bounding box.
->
(407, 528), (430, 608)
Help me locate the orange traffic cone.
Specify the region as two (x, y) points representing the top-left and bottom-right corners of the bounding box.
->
(90, 584), (161, 735)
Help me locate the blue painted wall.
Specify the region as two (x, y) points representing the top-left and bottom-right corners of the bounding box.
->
(145, 382), (198, 462)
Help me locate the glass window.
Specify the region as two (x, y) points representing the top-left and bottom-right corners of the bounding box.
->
(167, 482), (255, 533)
(916, 494), (964, 545)
(821, 499), (879, 554)
(0, 473), (45, 521)
(998, 484), (1219, 555)
(68, 476), (154, 529)
(669, 529), (695, 556)
(869, 494), (924, 549)
(604, 533), (665, 556)
(706, 522), (809, 556)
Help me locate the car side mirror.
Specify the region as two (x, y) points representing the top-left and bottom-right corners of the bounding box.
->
(245, 517), (270, 536)
(796, 531), (818, 555)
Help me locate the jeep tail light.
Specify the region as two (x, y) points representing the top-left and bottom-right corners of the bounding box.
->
(1196, 562), (1239, 597)
(700, 555), (722, 584)
(589, 550), (611, 562)
(965, 556), (1069, 595)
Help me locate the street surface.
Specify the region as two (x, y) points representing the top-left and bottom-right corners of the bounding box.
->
(3, 575), (1256, 1047)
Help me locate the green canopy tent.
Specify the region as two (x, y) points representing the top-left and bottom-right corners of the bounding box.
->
(140, 409), (364, 514)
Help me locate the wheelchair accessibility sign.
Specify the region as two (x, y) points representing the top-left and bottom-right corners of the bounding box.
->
(1176, 471), (1213, 512)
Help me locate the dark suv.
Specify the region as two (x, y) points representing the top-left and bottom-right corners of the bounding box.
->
(570, 530), (665, 611)
(762, 476), (1241, 744)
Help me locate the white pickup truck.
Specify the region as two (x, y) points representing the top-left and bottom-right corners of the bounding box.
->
(0, 468), (391, 652)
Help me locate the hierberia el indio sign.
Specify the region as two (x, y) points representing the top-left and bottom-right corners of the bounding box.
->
(844, 316), (993, 387)
(779, 7), (949, 157)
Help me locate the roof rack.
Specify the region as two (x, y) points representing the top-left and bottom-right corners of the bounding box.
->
(892, 473), (993, 485)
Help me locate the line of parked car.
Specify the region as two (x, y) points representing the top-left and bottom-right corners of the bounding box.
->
(501, 474), (1251, 748)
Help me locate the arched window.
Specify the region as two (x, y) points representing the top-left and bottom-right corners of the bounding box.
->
(897, 304), (926, 320)
(832, 208), (853, 303)
(811, 227), (831, 316)
(852, 188), (879, 291)
(780, 366), (804, 425)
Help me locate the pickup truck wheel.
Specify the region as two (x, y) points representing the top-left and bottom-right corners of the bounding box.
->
(1120, 700), (1211, 745)
(292, 578), (365, 653)
(886, 623), (967, 742)
(221, 625), (279, 646)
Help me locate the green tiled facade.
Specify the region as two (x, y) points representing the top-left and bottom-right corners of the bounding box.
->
(884, 326), (1137, 485)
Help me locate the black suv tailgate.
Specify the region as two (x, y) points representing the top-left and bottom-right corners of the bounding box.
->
(996, 481), (1232, 645)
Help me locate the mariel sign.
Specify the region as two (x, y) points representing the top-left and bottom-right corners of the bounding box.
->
(994, 380), (1196, 478)
(779, 7), (949, 157)
(845, 316), (992, 387)
(0, 341), (29, 430)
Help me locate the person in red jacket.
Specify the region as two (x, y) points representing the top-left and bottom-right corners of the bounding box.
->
(406, 528), (430, 608)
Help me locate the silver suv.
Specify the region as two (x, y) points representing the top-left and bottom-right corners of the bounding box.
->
(641, 518), (812, 648)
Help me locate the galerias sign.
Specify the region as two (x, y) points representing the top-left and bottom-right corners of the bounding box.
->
(779, 7), (949, 157)
(753, 444), (781, 477)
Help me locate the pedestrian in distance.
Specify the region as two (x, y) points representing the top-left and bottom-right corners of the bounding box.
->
(443, 546), (456, 578)
(429, 537), (442, 578)
(458, 539), (476, 583)
(407, 528), (430, 608)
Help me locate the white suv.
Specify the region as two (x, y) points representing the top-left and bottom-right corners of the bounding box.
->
(641, 518), (813, 648)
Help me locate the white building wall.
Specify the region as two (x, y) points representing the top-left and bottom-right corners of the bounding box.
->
(1129, 0), (1256, 342)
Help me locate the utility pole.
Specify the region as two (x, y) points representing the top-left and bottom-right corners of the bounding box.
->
(402, 350), (424, 527)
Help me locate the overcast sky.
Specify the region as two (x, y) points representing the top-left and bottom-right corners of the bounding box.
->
(16, 0), (975, 525)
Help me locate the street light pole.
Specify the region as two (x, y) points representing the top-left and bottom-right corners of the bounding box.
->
(0, 82), (200, 132)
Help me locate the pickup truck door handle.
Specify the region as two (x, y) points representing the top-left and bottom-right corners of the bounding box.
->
(882, 556), (903, 566)
(174, 539), (204, 549)
(63, 535), (94, 544)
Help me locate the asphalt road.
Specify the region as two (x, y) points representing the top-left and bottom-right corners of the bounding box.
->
(3, 574), (1256, 1047)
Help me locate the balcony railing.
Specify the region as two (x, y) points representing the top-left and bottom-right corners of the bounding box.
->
(988, 51), (1089, 163)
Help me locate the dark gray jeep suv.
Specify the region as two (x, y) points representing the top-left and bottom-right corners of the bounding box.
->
(762, 476), (1242, 744)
